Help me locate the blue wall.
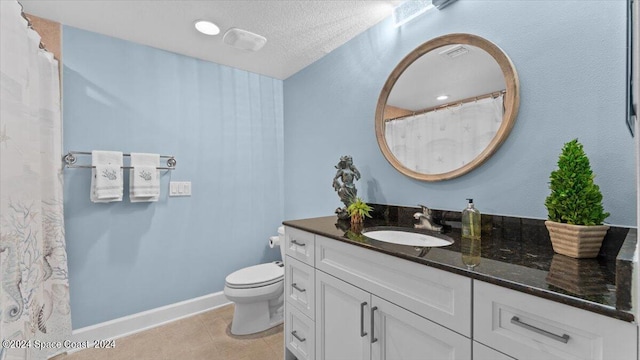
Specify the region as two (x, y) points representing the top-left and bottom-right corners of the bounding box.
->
(62, 0), (634, 329)
(284, 0), (636, 226)
(63, 27), (284, 328)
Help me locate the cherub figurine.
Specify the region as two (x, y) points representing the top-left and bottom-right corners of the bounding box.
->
(333, 155), (361, 219)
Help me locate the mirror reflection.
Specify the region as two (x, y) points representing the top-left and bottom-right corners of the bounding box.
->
(375, 33), (519, 181)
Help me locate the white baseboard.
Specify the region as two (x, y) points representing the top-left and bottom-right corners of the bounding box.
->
(54, 291), (230, 357)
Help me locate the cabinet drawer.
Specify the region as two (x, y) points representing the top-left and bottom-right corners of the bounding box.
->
(285, 227), (315, 266)
(285, 304), (315, 360)
(474, 281), (637, 360)
(285, 256), (315, 320)
(315, 235), (471, 337)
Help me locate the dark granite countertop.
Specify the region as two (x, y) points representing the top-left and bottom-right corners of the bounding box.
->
(283, 204), (637, 322)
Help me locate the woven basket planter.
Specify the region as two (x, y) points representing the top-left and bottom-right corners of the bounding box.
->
(545, 221), (609, 259)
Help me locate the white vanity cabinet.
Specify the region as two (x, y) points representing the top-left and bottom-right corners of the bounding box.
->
(284, 226), (472, 360)
(284, 225), (637, 360)
(474, 281), (637, 360)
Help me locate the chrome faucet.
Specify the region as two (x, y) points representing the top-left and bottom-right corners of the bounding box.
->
(414, 205), (444, 233)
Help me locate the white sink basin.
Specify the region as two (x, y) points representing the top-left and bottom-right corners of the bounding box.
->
(363, 229), (453, 247)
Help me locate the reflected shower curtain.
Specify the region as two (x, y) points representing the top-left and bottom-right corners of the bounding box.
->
(0, 1), (71, 359)
(385, 94), (504, 174)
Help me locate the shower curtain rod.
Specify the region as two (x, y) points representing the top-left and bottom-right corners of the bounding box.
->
(385, 89), (506, 122)
(62, 151), (177, 170)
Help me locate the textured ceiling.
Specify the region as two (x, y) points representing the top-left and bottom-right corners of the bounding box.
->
(20, 0), (402, 79)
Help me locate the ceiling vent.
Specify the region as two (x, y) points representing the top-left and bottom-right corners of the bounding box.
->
(223, 28), (267, 52)
(439, 45), (469, 59)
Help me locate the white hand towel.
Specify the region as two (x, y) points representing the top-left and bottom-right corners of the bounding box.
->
(90, 151), (123, 203)
(130, 153), (160, 202)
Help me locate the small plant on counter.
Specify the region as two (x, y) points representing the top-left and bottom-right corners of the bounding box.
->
(347, 197), (373, 226)
(544, 139), (610, 258)
(545, 139), (609, 225)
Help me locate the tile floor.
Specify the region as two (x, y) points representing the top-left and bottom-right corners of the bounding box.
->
(54, 304), (284, 360)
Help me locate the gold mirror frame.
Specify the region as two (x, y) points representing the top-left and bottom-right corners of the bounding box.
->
(375, 33), (520, 181)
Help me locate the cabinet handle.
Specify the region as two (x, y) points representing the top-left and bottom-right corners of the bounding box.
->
(370, 306), (378, 343)
(510, 316), (570, 344)
(291, 239), (306, 247)
(292, 283), (306, 292)
(360, 302), (368, 337)
(291, 330), (306, 342)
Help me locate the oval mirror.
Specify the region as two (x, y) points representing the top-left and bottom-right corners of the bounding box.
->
(375, 33), (520, 181)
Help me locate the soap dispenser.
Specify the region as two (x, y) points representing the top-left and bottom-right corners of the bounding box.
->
(462, 199), (481, 239)
(461, 198), (481, 269)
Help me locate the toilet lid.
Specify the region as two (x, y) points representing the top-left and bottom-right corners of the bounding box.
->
(225, 263), (284, 288)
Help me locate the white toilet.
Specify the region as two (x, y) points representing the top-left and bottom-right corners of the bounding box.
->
(224, 226), (285, 335)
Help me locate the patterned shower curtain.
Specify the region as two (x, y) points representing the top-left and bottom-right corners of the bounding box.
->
(0, 1), (72, 359)
(385, 94), (504, 174)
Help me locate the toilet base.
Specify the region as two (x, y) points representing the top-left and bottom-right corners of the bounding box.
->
(230, 300), (283, 335)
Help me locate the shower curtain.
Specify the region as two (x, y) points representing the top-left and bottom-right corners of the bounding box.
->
(0, 1), (71, 359)
(385, 94), (504, 174)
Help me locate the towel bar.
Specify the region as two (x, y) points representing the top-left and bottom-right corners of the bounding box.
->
(62, 151), (177, 170)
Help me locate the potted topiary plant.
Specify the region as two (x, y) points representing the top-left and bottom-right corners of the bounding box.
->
(544, 139), (610, 258)
(347, 197), (373, 230)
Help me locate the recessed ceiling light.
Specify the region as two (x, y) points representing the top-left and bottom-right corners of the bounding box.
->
(194, 20), (220, 36)
(437, 95), (449, 101)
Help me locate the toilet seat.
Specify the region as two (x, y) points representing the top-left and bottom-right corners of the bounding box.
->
(225, 263), (284, 289)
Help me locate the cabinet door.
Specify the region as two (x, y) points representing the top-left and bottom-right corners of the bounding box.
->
(473, 342), (514, 360)
(315, 270), (371, 360)
(370, 295), (471, 360)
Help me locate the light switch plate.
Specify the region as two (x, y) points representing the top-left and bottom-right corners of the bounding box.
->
(169, 181), (191, 196)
